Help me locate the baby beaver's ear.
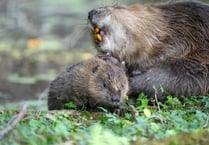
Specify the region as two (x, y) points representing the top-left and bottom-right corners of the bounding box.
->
(92, 64), (100, 73)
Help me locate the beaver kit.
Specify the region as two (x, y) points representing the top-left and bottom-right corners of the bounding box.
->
(48, 57), (128, 111)
(88, 1), (209, 99)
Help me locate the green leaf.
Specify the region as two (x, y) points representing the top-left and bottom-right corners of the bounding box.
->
(143, 108), (151, 118)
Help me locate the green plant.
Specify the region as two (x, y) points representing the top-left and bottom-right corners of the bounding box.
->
(64, 102), (77, 109)
(0, 95), (208, 145)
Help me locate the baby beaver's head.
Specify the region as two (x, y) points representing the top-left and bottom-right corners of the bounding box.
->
(86, 58), (128, 109)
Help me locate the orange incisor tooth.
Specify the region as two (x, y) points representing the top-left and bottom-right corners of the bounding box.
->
(94, 27), (100, 33)
(95, 34), (102, 42)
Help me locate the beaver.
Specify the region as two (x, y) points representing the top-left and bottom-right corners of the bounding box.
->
(48, 57), (129, 110)
(88, 1), (209, 99)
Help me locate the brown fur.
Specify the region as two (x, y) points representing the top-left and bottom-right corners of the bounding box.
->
(88, 1), (209, 99)
(48, 57), (128, 110)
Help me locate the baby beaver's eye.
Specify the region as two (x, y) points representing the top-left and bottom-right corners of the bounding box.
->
(103, 82), (108, 88)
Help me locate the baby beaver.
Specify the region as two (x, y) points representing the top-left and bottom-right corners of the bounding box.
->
(48, 57), (128, 111)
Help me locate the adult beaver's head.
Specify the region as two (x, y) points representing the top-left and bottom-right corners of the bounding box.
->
(88, 4), (167, 69)
(88, 5), (128, 52)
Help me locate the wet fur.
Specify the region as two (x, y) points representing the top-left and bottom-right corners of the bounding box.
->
(88, 1), (209, 99)
(48, 57), (128, 110)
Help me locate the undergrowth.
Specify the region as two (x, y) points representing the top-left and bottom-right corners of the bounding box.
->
(0, 94), (209, 145)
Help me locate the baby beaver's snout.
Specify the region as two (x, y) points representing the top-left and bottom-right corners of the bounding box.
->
(112, 95), (120, 102)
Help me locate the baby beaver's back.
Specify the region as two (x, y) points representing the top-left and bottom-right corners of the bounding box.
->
(48, 57), (128, 111)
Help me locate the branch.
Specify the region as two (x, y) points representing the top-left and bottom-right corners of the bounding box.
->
(203, 114), (209, 128)
(129, 105), (139, 121)
(154, 88), (161, 112)
(0, 104), (28, 140)
(36, 88), (49, 110)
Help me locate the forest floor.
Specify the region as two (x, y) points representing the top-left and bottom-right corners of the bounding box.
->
(0, 94), (208, 145)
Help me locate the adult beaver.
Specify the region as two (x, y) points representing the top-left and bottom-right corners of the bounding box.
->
(88, 1), (209, 99)
(48, 57), (128, 110)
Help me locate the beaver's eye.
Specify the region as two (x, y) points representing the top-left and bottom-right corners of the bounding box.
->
(103, 82), (107, 88)
(113, 5), (126, 10)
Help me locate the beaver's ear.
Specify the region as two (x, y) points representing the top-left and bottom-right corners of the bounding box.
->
(92, 64), (100, 73)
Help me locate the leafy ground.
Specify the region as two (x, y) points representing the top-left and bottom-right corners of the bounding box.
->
(0, 94), (209, 145)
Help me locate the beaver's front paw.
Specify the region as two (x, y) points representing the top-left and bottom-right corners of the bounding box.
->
(97, 52), (118, 63)
(97, 53), (126, 70)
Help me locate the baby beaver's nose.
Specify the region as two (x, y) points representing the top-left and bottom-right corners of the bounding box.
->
(88, 9), (101, 20)
(111, 96), (120, 102)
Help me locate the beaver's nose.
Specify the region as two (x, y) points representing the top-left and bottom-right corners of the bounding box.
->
(88, 9), (100, 20)
(112, 96), (120, 102)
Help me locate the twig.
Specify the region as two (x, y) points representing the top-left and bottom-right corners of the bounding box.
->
(203, 115), (209, 128)
(0, 104), (28, 140)
(150, 114), (166, 128)
(154, 88), (161, 112)
(36, 88), (49, 110)
(129, 105), (139, 121)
